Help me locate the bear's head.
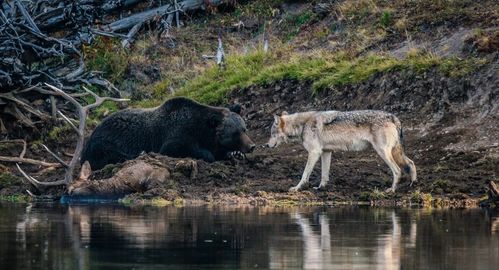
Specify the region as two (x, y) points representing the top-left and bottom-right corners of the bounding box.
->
(216, 107), (255, 156)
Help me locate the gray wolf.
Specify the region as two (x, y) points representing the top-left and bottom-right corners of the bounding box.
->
(267, 110), (416, 192)
(82, 97), (255, 169)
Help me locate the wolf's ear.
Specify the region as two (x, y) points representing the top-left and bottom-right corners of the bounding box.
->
(227, 104), (242, 115)
(79, 161), (92, 181)
(281, 111), (289, 116)
(273, 115), (280, 123)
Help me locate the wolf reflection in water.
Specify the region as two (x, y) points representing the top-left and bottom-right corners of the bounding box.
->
(4, 205), (499, 269)
(268, 210), (414, 270)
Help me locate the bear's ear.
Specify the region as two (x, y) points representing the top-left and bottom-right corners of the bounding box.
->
(227, 104), (242, 115)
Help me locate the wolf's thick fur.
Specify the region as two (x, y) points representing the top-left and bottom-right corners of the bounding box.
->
(267, 110), (417, 192)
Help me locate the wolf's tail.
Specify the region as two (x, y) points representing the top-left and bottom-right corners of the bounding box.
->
(391, 116), (417, 184)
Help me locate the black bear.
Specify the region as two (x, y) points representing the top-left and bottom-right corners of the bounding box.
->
(81, 97), (255, 170)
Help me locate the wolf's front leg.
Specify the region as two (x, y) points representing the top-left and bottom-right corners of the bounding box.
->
(290, 150), (321, 192)
(314, 151), (332, 190)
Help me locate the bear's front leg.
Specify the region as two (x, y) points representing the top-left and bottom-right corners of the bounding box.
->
(191, 148), (216, 163)
(160, 142), (215, 162)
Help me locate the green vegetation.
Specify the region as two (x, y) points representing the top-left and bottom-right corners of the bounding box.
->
(84, 37), (129, 84)
(439, 57), (487, 77)
(0, 194), (31, 203)
(235, 0), (283, 19)
(119, 196), (184, 207)
(370, 187), (387, 200)
(359, 187), (387, 201)
(379, 10), (393, 27)
(29, 140), (44, 152)
(93, 101), (120, 120)
(410, 189), (433, 206)
(170, 49), (482, 105)
(47, 124), (73, 141)
(0, 173), (21, 189)
(280, 11), (316, 40)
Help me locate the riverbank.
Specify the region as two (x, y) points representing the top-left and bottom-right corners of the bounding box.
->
(0, 1), (497, 206)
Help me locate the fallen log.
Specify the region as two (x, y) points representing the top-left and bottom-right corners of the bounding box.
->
(101, 0), (230, 33)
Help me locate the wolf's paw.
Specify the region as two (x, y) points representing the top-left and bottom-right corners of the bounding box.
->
(289, 186), (300, 192)
(313, 185), (326, 191)
(409, 180), (417, 187)
(385, 187), (395, 193)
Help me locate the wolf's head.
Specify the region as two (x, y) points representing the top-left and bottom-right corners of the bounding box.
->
(267, 112), (289, 148)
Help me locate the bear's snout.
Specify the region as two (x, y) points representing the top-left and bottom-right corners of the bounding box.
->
(240, 132), (255, 153)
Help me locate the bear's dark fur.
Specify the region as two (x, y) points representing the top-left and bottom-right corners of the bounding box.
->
(81, 97), (255, 170)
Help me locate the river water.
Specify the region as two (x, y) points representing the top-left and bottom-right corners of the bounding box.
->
(0, 202), (498, 269)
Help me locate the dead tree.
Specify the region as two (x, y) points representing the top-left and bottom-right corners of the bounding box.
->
(9, 84), (129, 187)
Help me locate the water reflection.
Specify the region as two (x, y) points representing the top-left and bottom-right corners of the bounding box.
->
(0, 203), (498, 269)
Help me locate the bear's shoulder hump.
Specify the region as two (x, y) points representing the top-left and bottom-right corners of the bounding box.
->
(160, 97), (222, 113)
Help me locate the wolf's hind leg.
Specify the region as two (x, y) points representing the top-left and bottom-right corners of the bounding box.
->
(315, 151), (332, 190)
(290, 150), (321, 192)
(391, 143), (417, 186)
(405, 156), (417, 186)
(373, 145), (401, 193)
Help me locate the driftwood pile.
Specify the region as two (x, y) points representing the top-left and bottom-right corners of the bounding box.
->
(0, 0), (232, 191)
(0, 0), (231, 134)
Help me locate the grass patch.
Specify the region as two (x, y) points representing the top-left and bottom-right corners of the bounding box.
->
(280, 11), (317, 41)
(84, 37), (129, 84)
(379, 10), (393, 27)
(409, 189), (433, 206)
(0, 194), (31, 203)
(370, 187), (387, 200)
(119, 196), (184, 207)
(92, 100), (120, 120)
(0, 173), (21, 189)
(172, 48), (476, 105)
(234, 0), (283, 19)
(337, 0), (379, 20)
(438, 57), (487, 77)
(175, 50), (277, 104)
(47, 124), (73, 141)
(358, 187), (388, 201)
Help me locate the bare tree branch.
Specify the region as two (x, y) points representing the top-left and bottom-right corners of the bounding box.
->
(42, 144), (69, 168)
(16, 164), (65, 187)
(0, 156), (61, 167)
